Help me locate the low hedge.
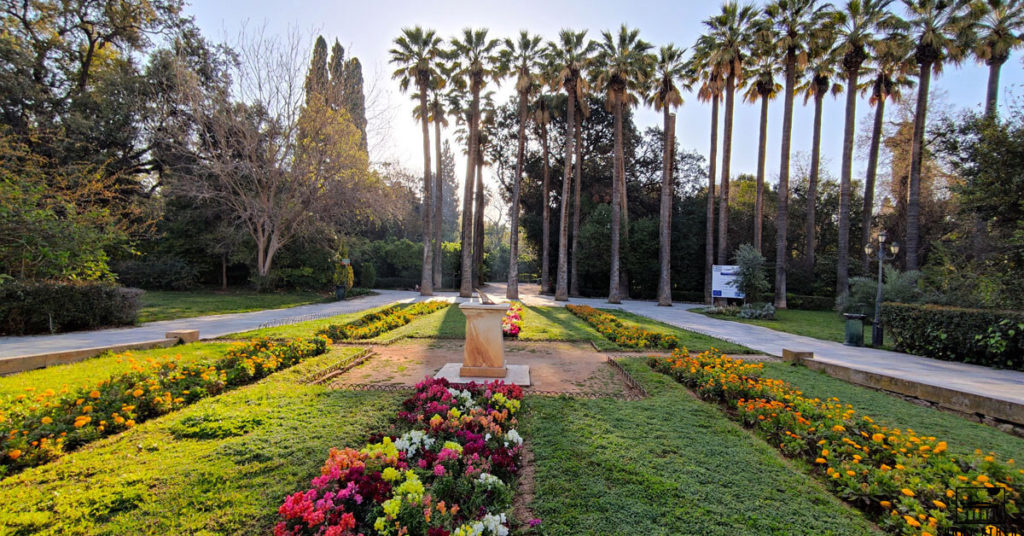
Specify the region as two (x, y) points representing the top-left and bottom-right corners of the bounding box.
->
(882, 303), (1024, 371)
(786, 293), (835, 311)
(0, 280), (142, 335)
(317, 301), (449, 341)
(0, 336), (328, 476)
(567, 304), (681, 349)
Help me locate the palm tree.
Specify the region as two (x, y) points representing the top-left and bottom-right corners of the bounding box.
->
(647, 44), (688, 307)
(450, 28), (500, 297)
(861, 34), (915, 270)
(499, 31), (545, 300)
(569, 95), (590, 297)
(765, 0), (833, 309)
(701, 3), (761, 266)
(902, 0), (976, 270)
(834, 0), (900, 297)
(743, 24), (781, 254)
(546, 30), (596, 302)
(799, 24), (842, 271)
(533, 93), (557, 294)
(690, 45), (722, 305)
(416, 58), (457, 290)
(390, 26), (442, 296)
(593, 24), (655, 304)
(974, 0), (1024, 116)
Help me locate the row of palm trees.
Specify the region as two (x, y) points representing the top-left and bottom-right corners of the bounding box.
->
(390, 0), (1024, 306)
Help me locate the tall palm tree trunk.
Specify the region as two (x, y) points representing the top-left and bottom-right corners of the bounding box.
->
(418, 88), (434, 296)
(618, 122), (630, 299)
(657, 110), (675, 306)
(837, 69), (859, 297)
(861, 89), (885, 271)
(507, 90), (528, 299)
(985, 58), (1004, 118)
(570, 110), (583, 297)
(608, 98), (623, 304)
(540, 123), (552, 294)
(554, 87), (576, 301)
(807, 89), (824, 271)
(433, 117), (443, 289)
(459, 88), (480, 297)
(754, 93), (769, 253)
(907, 61), (931, 271)
(718, 74), (735, 264)
(705, 97), (719, 304)
(775, 54), (796, 310)
(474, 155), (485, 286)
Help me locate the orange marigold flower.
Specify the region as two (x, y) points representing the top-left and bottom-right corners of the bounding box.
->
(8, 449), (22, 460)
(901, 488), (915, 497)
(89, 390), (100, 399)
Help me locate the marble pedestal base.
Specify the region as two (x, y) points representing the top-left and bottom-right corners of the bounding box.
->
(435, 363), (531, 386)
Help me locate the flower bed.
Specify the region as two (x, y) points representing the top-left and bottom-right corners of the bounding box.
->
(502, 302), (523, 338)
(0, 336), (328, 476)
(318, 301), (450, 341)
(275, 377), (530, 536)
(566, 304), (680, 349)
(649, 349), (1023, 536)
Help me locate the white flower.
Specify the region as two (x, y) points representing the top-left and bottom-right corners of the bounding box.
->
(504, 429), (523, 447)
(480, 513), (508, 536)
(395, 430), (435, 457)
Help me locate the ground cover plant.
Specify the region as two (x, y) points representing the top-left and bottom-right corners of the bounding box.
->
(521, 358), (881, 535)
(0, 336), (328, 475)
(0, 347), (401, 535)
(225, 305), (394, 340)
(650, 350), (1023, 536)
(0, 343), (233, 399)
(761, 362), (1024, 461)
(138, 289), (331, 323)
(317, 301), (450, 341)
(275, 377), (526, 536)
(567, 304), (751, 353)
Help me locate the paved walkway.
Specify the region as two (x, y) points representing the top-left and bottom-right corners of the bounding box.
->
(4, 283), (1022, 411)
(0, 289), (426, 358)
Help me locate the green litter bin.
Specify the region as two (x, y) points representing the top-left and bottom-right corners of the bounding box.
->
(843, 313), (867, 347)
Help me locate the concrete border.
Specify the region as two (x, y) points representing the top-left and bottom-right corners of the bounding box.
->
(0, 337), (182, 376)
(800, 357), (1024, 430)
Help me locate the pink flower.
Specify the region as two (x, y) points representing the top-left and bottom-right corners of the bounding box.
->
(433, 464), (446, 476)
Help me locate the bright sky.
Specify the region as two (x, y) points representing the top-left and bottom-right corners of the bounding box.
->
(189, 0), (1023, 214)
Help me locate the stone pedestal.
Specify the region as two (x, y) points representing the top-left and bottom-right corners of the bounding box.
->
(458, 302), (509, 378)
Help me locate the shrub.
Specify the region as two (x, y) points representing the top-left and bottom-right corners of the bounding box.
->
(840, 267), (922, 315)
(333, 263), (354, 291)
(786, 294), (835, 311)
(317, 301), (449, 341)
(0, 336), (328, 475)
(112, 257), (198, 290)
(738, 303), (775, 319)
(649, 349), (1022, 536)
(359, 262), (377, 289)
(732, 244), (770, 304)
(881, 303), (1024, 371)
(275, 377), (524, 536)
(0, 280), (141, 335)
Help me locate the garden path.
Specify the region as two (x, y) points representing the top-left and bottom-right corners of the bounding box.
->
(0, 289), (425, 359)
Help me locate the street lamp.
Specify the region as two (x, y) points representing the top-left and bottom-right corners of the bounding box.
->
(863, 230), (899, 347)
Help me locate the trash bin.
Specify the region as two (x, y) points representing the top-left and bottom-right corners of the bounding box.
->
(843, 313), (867, 347)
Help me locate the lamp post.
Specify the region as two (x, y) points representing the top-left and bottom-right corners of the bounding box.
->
(863, 231), (899, 347)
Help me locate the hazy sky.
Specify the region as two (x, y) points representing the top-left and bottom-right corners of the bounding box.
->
(188, 0), (1024, 216)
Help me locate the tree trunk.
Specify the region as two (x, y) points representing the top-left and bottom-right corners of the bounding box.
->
(540, 121), (552, 294)
(775, 53), (796, 310)
(433, 116), (443, 289)
(754, 93), (769, 253)
(459, 85), (480, 297)
(570, 108), (583, 297)
(986, 58), (1003, 118)
(657, 109), (675, 306)
(608, 97), (623, 304)
(718, 74), (736, 265)
(807, 90), (824, 271)
(907, 61), (931, 271)
(837, 68), (859, 297)
(221, 253), (227, 290)
(474, 155), (485, 286)
(418, 87), (434, 295)
(618, 113), (630, 299)
(705, 96), (719, 304)
(507, 90), (527, 299)
(861, 89), (885, 271)
(555, 85), (576, 301)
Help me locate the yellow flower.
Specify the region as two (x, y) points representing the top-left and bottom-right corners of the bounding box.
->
(132, 389), (144, 397)
(872, 433), (885, 442)
(846, 470), (856, 477)
(901, 488), (915, 497)
(89, 390), (100, 399)
(125, 419), (135, 427)
(932, 500), (946, 509)
(832, 425), (846, 432)
(880, 501), (891, 508)
(815, 458), (826, 464)
(904, 515), (921, 528)
(41, 417), (52, 425)
(976, 474), (989, 483)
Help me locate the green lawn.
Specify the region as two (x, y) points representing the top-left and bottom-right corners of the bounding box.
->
(223, 303), (395, 339)
(138, 289), (332, 323)
(0, 342), (233, 399)
(605, 309), (754, 354)
(762, 361), (1024, 461)
(0, 347), (403, 535)
(521, 358), (881, 536)
(698, 308), (898, 348)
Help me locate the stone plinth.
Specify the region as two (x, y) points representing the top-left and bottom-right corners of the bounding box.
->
(458, 302), (509, 378)
(166, 330), (200, 343)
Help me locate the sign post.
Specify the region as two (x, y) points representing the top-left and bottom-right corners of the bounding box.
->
(711, 265), (744, 300)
